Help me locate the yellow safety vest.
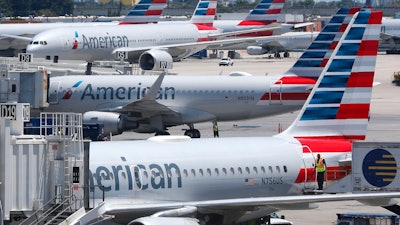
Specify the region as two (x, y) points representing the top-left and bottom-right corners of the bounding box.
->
(315, 158), (326, 172)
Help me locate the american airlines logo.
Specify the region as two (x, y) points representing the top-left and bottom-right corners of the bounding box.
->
(78, 33), (129, 49)
(80, 83), (176, 100)
(89, 158), (182, 192)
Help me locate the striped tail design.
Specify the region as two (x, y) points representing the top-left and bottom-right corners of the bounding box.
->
(284, 7), (361, 78)
(119, 0), (167, 24)
(190, 0), (218, 27)
(238, 0), (285, 26)
(277, 9), (382, 140)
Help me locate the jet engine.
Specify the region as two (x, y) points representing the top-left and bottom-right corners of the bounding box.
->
(246, 46), (268, 55)
(129, 217), (199, 225)
(83, 111), (138, 136)
(139, 49), (173, 71)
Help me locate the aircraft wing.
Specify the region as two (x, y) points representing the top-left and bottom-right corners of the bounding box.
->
(113, 35), (283, 62)
(208, 24), (282, 39)
(0, 34), (33, 42)
(75, 192), (400, 225)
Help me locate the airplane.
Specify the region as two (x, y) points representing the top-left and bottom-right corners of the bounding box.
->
(36, 7), (363, 138)
(0, 0), (167, 56)
(25, 0), (296, 74)
(67, 8), (396, 225)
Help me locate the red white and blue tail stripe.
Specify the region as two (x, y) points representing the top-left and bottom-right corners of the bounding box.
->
(119, 0), (166, 24)
(284, 7), (361, 78)
(277, 9), (382, 140)
(238, 0), (285, 26)
(190, 0), (217, 27)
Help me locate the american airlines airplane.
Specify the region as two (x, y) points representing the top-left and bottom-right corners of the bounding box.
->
(0, 0), (167, 56)
(38, 6), (361, 138)
(67, 9), (400, 225)
(25, 0), (293, 74)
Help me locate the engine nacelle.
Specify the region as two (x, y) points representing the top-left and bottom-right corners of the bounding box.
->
(129, 217), (199, 225)
(246, 46), (268, 55)
(139, 49), (173, 71)
(83, 111), (138, 136)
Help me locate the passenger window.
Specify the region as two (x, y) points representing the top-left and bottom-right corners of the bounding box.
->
(253, 167), (258, 174)
(261, 166), (266, 173)
(191, 169), (196, 176)
(183, 169), (188, 177)
(283, 166), (288, 173)
(230, 167), (235, 175)
(214, 168), (219, 176)
(245, 167), (250, 174)
(222, 168), (227, 175)
(207, 168), (211, 176)
(238, 167), (243, 174)
(199, 169), (204, 176)
(276, 166), (281, 173)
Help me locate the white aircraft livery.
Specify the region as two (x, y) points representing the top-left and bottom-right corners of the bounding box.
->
(0, 0), (167, 56)
(66, 8), (400, 225)
(40, 7), (365, 138)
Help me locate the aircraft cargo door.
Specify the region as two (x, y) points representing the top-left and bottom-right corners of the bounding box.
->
(269, 79), (282, 105)
(48, 81), (61, 104)
(300, 145), (317, 191)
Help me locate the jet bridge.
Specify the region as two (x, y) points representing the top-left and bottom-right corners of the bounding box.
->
(0, 106), (87, 225)
(0, 59), (90, 225)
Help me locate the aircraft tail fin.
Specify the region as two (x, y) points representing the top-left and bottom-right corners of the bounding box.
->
(189, 0), (217, 27)
(119, 0), (167, 24)
(284, 7), (361, 78)
(238, 0), (285, 26)
(277, 9), (382, 140)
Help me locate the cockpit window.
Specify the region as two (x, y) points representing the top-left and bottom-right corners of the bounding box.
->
(30, 41), (47, 45)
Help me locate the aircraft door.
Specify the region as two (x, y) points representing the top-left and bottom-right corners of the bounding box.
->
(48, 81), (61, 104)
(300, 145), (317, 191)
(269, 79), (282, 105)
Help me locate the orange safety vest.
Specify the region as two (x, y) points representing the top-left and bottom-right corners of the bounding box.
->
(315, 158), (326, 172)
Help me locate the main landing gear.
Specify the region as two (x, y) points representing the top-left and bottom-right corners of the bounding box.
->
(85, 62), (93, 75)
(184, 129), (201, 138)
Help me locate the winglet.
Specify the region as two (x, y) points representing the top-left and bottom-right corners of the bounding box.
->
(277, 9), (382, 140)
(142, 72), (166, 101)
(119, 0), (167, 25)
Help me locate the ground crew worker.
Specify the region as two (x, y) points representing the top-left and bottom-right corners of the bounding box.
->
(213, 122), (219, 138)
(315, 153), (326, 190)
